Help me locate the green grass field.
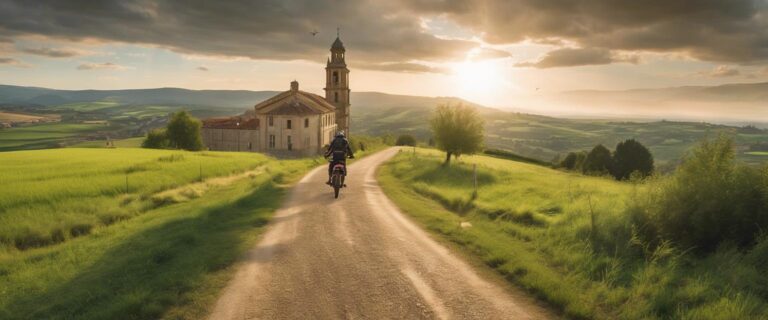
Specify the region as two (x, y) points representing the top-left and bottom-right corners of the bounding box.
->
(378, 148), (768, 319)
(0, 123), (112, 151)
(0, 148), (320, 319)
(68, 137), (145, 148)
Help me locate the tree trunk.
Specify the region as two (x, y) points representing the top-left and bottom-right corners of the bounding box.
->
(444, 151), (452, 165)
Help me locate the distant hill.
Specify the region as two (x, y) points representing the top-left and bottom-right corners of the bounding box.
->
(548, 82), (768, 122)
(0, 84), (278, 108)
(1, 83), (766, 166)
(0, 84), (487, 112)
(564, 82), (768, 102)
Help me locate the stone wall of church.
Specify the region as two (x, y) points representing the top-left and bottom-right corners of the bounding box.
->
(255, 112), (337, 156)
(202, 128), (260, 152)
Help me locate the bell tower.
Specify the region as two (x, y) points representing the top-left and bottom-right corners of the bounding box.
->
(324, 29), (350, 135)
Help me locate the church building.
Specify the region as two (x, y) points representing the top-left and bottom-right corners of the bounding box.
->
(201, 36), (350, 156)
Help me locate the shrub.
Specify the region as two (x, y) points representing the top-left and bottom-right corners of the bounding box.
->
(612, 139), (654, 180)
(630, 136), (768, 252)
(395, 134), (417, 146)
(142, 129), (169, 149)
(582, 144), (612, 175)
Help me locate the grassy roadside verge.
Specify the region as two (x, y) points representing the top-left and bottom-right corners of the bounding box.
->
(377, 148), (768, 319)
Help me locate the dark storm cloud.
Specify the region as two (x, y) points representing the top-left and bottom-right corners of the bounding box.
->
(2, 1), (765, 70)
(0, 0), (476, 72)
(20, 47), (81, 58)
(404, 0), (768, 64)
(516, 48), (637, 68)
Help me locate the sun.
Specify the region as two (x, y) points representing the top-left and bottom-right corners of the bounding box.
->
(451, 60), (508, 102)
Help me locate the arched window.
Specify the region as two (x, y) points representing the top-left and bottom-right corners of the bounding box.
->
(304, 118), (309, 128)
(334, 92), (338, 102)
(333, 71), (339, 84)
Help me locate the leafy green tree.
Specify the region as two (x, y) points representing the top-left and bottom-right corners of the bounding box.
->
(574, 151), (588, 172)
(430, 103), (484, 165)
(166, 111), (203, 151)
(560, 152), (578, 169)
(142, 129), (169, 149)
(395, 134), (417, 146)
(582, 144), (612, 175)
(612, 139), (654, 180)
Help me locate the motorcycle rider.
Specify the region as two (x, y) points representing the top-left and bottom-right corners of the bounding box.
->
(325, 131), (355, 185)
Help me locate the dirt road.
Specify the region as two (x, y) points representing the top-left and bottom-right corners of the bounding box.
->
(208, 148), (554, 320)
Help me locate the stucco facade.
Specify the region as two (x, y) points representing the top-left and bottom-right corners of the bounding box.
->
(201, 37), (348, 157)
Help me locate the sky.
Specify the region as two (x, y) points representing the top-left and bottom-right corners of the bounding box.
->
(0, 0), (767, 112)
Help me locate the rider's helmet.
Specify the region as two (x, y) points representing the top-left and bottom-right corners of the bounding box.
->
(335, 130), (345, 138)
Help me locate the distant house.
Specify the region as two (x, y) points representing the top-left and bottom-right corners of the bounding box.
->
(201, 36), (351, 156)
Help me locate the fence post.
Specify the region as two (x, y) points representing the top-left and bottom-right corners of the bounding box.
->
(472, 163), (478, 199)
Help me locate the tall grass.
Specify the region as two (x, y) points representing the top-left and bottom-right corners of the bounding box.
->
(0, 148), (317, 319)
(378, 147), (768, 319)
(0, 148), (278, 251)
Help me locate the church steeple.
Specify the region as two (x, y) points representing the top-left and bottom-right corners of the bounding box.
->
(325, 30), (350, 135)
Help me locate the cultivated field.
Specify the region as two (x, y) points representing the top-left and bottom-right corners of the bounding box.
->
(0, 101), (244, 152)
(0, 111), (59, 124)
(378, 148), (768, 319)
(0, 123), (111, 151)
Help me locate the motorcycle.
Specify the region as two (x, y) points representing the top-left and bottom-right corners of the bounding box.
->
(327, 154), (354, 199)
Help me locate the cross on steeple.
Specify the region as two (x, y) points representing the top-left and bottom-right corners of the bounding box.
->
(336, 27), (340, 38)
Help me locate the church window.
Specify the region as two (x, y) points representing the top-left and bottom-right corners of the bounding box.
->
(248, 142), (252, 150)
(287, 136), (292, 151)
(334, 92), (338, 102)
(269, 135), (275, 149)
(287, 119), (292, 129)
(268, 116), (273, 127)
(304, 118), (309, 128)
(333, 71), (339, 84)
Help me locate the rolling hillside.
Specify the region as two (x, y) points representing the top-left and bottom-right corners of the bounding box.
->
(378, 148), (768, 319)
(1, 84), (766, 166)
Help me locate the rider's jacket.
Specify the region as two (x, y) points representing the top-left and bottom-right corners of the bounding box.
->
(326, 137), (354, 161)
